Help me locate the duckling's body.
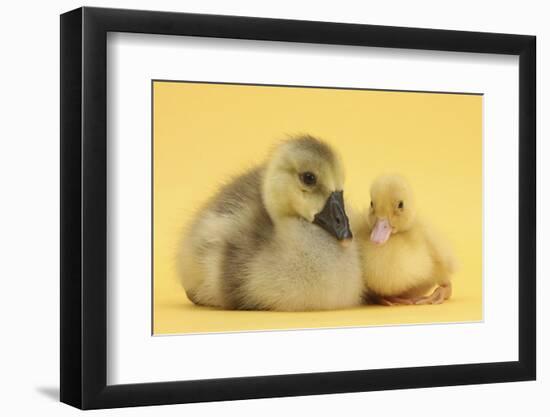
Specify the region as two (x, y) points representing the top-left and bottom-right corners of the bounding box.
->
(178, 137), (363, 311)
(357, 175), (456, 305)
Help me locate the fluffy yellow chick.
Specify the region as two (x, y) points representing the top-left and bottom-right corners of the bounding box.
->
(357, 175), (457, 305)
(178, 136), (363, 311)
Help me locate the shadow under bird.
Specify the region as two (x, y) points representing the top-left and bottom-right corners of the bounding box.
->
(178, 135), (363, 311)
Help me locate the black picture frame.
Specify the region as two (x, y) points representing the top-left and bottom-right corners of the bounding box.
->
(60, 6), (536, 410)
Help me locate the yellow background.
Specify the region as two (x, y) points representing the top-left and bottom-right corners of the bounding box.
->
(153, 81), (482, 335)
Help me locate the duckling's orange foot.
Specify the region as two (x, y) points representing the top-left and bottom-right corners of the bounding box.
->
(379, 296), (415, 306)
(414, 283), (452, 305)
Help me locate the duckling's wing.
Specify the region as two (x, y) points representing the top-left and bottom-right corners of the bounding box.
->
(420, 220), (458, 281)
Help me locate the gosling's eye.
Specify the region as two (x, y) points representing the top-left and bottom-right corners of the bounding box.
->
(398, 201), (404, 209)
(370, 201), (374, 209)
(299, 171), (317, 186)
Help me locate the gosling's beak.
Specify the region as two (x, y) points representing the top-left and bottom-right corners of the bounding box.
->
(313, 191), (353, 243)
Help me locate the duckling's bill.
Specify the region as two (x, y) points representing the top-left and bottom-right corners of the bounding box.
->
(370, 218), (392, 245)
(312, 190), (353, 244)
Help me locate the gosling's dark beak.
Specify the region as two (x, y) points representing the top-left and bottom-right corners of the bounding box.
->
(313, 191), (353, 242)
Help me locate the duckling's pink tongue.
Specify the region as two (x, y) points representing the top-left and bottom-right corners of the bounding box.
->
(370, 219), (391, 245)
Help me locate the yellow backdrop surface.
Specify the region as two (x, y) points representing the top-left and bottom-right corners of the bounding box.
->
(153, 81), (482, 335)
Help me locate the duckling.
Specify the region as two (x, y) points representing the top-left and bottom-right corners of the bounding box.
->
(177, 135), (363, 311)
(357, 175), (456, 305)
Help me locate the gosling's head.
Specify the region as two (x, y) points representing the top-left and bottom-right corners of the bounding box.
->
(263, 135), (353, 243)
(368, 174), (416, 245)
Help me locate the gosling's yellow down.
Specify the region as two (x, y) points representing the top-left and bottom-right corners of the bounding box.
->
(177, 136), (363, 311)
(357, 174), (457, 305)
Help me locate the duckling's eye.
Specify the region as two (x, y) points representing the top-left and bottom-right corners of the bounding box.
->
(370, 201), (374, 209)
(398, 200), (404, 209)
(299, 171), (317, 186)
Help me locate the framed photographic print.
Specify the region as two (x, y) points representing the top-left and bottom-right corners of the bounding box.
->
(60, 6), (536, 409)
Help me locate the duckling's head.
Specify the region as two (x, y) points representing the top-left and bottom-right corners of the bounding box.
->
(368, 174), (416, 245)
(263, 135), (353, 244)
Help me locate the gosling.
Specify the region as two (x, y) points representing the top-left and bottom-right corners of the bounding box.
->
(178, 135), (364, 311)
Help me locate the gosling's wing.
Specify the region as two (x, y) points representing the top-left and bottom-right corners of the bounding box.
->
(205, 166), (265, 217)
(195, 167), (275, 309)
(186, 166), (272, 251)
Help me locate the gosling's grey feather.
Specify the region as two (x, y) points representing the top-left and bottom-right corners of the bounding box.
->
(182, 167), (274, 309)
(211, 167), (275, 309)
